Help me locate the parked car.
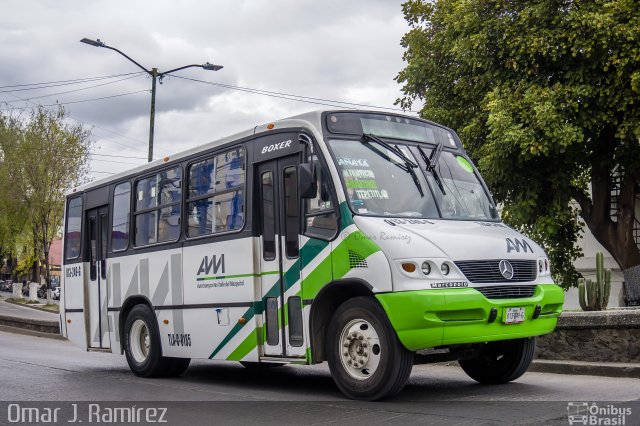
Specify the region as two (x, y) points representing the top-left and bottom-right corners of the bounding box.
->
(3, 280), (13, 292)
(52, 287), (60, 300)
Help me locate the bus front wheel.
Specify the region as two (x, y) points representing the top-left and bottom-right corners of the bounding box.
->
(458, 337), (536, 384)
(326, 297), (413, 401)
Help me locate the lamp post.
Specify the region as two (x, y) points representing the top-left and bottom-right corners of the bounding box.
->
(80, 38), (223, 162)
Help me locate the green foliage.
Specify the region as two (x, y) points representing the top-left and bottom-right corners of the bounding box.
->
(397, 0), (640, 287)
(578, 252), (611, 310)
(0, 106), (91, 283)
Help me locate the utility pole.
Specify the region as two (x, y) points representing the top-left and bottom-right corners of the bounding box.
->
(80, 38), (223, 162)
(149, 68), (158, 163)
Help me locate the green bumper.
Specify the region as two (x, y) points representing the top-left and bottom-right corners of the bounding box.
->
(376, 284), (564, 351)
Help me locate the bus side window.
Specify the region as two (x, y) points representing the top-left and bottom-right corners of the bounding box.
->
(112, 182), (131, 251)
(261, 171), (276, 260)
(134, 167), (182, 246)
(282, 166), (299, 258)
(186, 147), (245, 238)
(89, 217), (97, 281)
(65, 197), (82, 259)
(304, 156), (338, 240)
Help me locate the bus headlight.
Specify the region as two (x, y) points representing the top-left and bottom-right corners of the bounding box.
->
(421, 261), (431, 275)
(441, 262), (450, 276)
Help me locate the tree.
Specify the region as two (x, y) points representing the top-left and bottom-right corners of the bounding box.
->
(22, 107), (91, 300)
(0, 107), (91, 299)
(396, 0), (640, 300)
(0, 112), (29, 282)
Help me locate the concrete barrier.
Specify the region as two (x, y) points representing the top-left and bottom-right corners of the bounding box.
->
(536, 309), (640, 363)
(28, 282), (38, 301)
(0, 310), (63, 341)
(12, 283), (22, 299)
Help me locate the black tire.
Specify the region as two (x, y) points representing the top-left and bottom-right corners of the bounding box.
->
(123, 304), (173, 378)
(458, 337), (536, 384)
(240, 361), (284, 369)
(326, 297), (413, 401)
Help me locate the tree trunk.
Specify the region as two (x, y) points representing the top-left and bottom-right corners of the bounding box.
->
(623, 265), (640, 306)
(574, 127), (640, 306)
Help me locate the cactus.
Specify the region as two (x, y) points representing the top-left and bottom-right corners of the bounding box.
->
(578, 251), (611, 311)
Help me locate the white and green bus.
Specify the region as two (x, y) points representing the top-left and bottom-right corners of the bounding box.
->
(61, 110), (563, 400)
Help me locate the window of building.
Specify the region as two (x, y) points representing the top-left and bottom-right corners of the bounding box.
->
(187, 147), (245, 237)
(112, 182), (131, 251)
(65, 197), (82, 259)
(134, 167), (182, 246)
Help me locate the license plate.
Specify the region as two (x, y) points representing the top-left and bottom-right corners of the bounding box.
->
(504, 307), (525, 324)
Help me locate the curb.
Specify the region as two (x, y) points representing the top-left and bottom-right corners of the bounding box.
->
(0, 313), (60, 336)
(530, 359), (640, 379)
(0, 324), (66, 340)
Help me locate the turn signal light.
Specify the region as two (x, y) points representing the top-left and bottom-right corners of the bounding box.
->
(267, 123), (275, 129)
(401, 263), (416, 273)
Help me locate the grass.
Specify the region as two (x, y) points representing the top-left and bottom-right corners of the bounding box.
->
(6, 297), (41, 305)
(5, 297), (59, 312)
(40, 304), (60, 313)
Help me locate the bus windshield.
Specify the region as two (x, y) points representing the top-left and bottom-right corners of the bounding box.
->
(328, 139), (498, 220)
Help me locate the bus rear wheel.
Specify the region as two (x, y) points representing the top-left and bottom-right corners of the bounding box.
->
(123, 304), (190, 377)
(458, 337), (536, 384)
(326, 297), (413, 401)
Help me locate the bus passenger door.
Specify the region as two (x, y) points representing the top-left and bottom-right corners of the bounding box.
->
(85, 206), (110, 349)
(256, 155), (305, 358)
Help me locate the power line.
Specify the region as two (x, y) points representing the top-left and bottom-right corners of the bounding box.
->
(91, 152), (148, 160)
(39, 90), (149, 107)
(0, 72), (143, 92)
(1, 74), (145, 103)
(172, 75), (415, 113)
(90, 157), (144, 165)
(1, 90), (147, 152)
(0, 90), (148, 110)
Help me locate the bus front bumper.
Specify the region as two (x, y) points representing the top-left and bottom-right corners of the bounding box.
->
(375, 284), (564, 351)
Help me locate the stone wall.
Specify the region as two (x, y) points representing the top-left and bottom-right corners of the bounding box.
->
(536, 309), (640, 363)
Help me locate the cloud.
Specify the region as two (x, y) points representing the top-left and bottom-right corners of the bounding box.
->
(0, 0), (414, 179)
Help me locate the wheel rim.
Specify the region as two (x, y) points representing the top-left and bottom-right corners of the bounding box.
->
(130, 319), (150, 363)
(338, 319), (381, 380)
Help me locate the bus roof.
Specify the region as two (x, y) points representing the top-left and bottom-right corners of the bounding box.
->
(70, 110), (328, 195)
(69, 109), (453, 195)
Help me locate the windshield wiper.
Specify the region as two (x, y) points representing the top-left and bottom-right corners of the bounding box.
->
(417, 144), (446, 195)
(360, 133), (424, 197)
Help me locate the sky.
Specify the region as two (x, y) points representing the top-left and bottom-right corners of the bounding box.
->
(0, 0), (419, 181)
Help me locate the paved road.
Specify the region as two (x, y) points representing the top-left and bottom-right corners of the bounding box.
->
(0, 332), (638, 425)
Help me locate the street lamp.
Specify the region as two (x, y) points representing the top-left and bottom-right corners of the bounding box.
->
(80, 38), (223, 162)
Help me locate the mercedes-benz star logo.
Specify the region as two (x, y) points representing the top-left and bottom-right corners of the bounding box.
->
(499, 260), (514, 280)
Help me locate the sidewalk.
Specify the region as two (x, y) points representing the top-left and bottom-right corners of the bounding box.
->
(0, 297), (61, 338)
(0, 298), (58, 321)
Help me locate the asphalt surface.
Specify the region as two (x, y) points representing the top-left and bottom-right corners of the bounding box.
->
(0, 332), (639, 425)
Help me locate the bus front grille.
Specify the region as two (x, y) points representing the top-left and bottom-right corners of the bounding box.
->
(455, 260), (537, 283)
(475, 285), (537, 299)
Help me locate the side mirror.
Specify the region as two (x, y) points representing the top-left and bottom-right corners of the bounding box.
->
(299, 163), (317, 199)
